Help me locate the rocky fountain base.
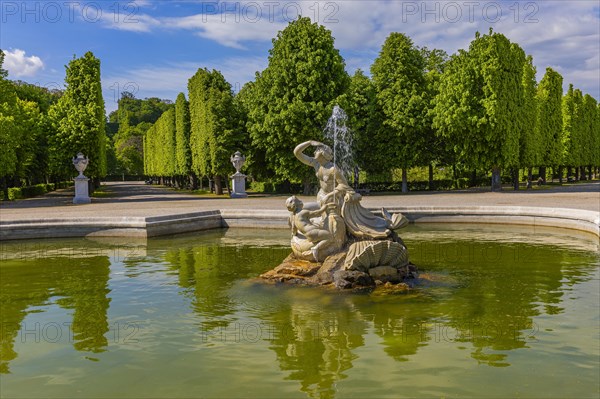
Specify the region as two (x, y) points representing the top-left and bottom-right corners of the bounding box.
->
(261, 233), (418, 292)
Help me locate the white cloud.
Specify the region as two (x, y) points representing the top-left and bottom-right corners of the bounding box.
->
(3, 49), (44, 78)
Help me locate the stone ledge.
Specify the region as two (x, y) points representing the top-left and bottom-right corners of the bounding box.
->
(0, 206), (598, 241)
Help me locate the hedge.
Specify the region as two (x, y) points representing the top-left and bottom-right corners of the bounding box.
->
(3, 182), (73, 201)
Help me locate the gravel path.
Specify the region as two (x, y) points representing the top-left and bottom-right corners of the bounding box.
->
(1, 181), (598, 221)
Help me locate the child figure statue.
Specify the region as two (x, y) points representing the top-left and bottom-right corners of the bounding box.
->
(285, 196), (346, 262)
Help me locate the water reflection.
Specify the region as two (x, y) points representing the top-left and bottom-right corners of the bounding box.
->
(0, 253), (111, 373)
(0, 226), (598, 399)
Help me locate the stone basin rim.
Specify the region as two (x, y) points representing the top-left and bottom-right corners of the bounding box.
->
(1, 206), (598, 240)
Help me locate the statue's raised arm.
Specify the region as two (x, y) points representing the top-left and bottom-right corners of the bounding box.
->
(294, 140), (322, 169)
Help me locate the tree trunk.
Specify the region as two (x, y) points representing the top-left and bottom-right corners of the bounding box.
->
(567, 166), (572, 180)
(225, 176), (231, 196)
(1, 177), (7, 200)
(539, 166), (546, 184)
(575, 167), (579, 181)
(401, 168), (408, 193)
(589, 165), (594, 180)
(512, 168), (519, 191)
(428, 164), (434, 190)
(528, 167), (533, 182)
(214, 176), (223, 195)
(452, 164), (458, 188)
(558, 166), (563, 184)
(303, 179), (312, 195)
(491, 166), (502, 191)
(470, 169), (477, 187)
(580, 166), (586, 180)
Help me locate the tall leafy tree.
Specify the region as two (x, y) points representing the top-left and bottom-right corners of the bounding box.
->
(175, 92), (192, 186)
(434, 30), (526, 191)
(0, 50), (21, 192)
(536, 67), (563, 183)
(246, 17), (349, 190)
(188, 68), (238, 195)
(421, 47), (449, 189)
(581, 94), (599, 178)
(335, 69), (378, 184)
(111, 94), (171, 176)
(519, 56), (538, 182)
(371, 32), (428, 192)
(48, 52), (107, 181)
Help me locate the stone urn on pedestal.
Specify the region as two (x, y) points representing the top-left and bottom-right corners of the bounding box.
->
(72, 152), (91, 204)
(230, 151), (248, 198)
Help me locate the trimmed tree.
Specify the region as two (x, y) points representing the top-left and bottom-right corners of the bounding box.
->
(246, 17), (349, 192)
(371, 32), (428, 193)
(434, 30), (526, 191)
(48, 52), (107, 183)
(188, 68), (238, 195)
(335, 69), (378, 186)
(175, 92), (192, 187)
(536, 67), (563, 183)
(519, 55), (538, 183)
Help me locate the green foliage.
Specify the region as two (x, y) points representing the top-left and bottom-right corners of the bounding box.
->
(371, 33), (428, 170)
(581, 94), (599, 167)
(519, 56), (539, 167)
(4, 183), (69, 200)
(175, 92), (192, 176)
(245, 17), (348, 183)
(536, 67), (564, 167)
(48, 52), (107, 178)
(336, 69), (377, 172)
(188, 68), (240, 180)
(434, 30), (526, 172)
(111, 95), (171, 175)
(0, 72), (20, 178)
(562, 85), (583, 167)
(420, 47), (449, 167)
(144, 107), (176, 176)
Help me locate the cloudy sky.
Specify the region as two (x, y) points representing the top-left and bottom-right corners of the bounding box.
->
(2, 0), (598, 114)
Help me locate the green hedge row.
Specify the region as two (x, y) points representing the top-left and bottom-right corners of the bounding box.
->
(249, 181), (304, 194)
(2, 182), (73, 201)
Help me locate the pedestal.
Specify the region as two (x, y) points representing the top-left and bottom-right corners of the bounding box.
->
(73, 176), (91, 204)
(230, 172), (248, 198)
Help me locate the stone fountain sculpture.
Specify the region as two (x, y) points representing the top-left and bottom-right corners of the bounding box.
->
(72, 152), (91, 204)
(261, 106), (416, 290)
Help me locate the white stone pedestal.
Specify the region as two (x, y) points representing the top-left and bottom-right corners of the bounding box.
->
(73, 176), (91, 204)
(230, 172), (248, 198)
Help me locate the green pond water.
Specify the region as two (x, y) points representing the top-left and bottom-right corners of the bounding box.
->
(0, 225), (598, 398)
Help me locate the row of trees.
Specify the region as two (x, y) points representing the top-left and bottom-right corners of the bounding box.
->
(140, 19), (599, 193)
(2, 18), (599, 196)
(0, 50), (107, 195)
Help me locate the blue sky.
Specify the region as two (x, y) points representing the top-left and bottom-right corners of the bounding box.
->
(1, 0), (599, 114)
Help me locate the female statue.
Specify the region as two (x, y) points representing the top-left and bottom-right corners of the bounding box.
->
(293, 140), (407, 240)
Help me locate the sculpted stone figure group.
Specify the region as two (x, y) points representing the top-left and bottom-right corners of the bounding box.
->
(289, 140), (408, 262)
(261, 139), (416, 290)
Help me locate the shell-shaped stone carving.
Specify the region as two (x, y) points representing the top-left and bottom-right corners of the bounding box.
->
(343, 240), (409, 272)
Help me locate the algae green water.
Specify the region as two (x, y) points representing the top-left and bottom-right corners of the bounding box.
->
(1, 225), (598, 398)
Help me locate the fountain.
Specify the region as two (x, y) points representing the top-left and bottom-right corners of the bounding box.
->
(261, 106), (416, 290)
